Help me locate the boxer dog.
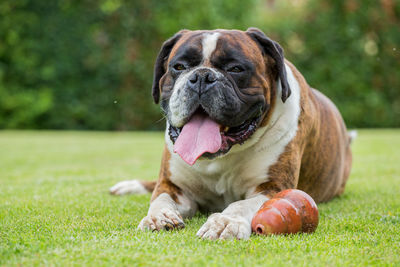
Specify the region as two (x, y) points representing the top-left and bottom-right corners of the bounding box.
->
(110, 28), (354, 240)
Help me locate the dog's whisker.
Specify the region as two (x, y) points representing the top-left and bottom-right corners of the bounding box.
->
(155, 116), (167, 124)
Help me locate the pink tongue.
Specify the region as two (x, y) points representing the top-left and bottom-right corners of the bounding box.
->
(173, 113), (222, 165)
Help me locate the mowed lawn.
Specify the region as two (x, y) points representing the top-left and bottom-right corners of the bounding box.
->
(1, 130), (399, 266)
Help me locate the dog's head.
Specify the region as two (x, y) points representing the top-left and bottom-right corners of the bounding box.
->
(152, 28), (291, 164)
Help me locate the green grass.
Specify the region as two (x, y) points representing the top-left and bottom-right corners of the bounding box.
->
(1, 130), (399, 266)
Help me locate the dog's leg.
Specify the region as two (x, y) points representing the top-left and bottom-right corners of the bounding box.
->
(138, 146), (198, 231)
(196, 194), (268, 240)
(109, 180), (156, 195)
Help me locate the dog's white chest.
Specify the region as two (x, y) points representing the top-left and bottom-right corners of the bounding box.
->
(167, 132), (289, 211)
(168, 151), (263, 211)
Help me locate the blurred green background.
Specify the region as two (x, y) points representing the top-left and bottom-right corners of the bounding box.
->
(0, 0), (399, 130)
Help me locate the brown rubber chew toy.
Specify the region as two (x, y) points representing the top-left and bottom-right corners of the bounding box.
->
(251, 189), (319, 235)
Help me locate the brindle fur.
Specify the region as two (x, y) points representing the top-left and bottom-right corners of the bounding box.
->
(255, 61), (352, 203)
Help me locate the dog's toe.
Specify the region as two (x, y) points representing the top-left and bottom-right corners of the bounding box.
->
(197, 213), (251, 240)
(138, 208), (185, 231)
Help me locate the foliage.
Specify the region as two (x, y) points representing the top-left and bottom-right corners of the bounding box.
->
(281, 0), (400, 127)
(0, 0), (257, 130)
(0, 0), (399, 129)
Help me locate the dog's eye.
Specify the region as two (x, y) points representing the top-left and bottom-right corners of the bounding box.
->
(227, 66), (244, 73)
(173, 64), (186, 71)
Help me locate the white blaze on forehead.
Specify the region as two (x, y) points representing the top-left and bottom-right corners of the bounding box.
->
(202, 32), (220, 62)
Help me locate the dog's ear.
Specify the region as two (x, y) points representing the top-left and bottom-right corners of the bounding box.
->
(246, 27), (291, 103)
(152, 30), (187, 104)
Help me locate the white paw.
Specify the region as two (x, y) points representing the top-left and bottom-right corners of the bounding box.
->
(196, 213), (251, 240)
(138, 208), (185, 231)
(109, 180), (148, 195)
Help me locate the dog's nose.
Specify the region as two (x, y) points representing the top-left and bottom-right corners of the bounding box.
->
(204, 72), (217, 84)
(187, 69), (217, 94)
(189, 73), (198, 84)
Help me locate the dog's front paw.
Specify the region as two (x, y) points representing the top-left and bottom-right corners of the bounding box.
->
(196, 213), (251, 240)
(138, 208), (185, 231)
